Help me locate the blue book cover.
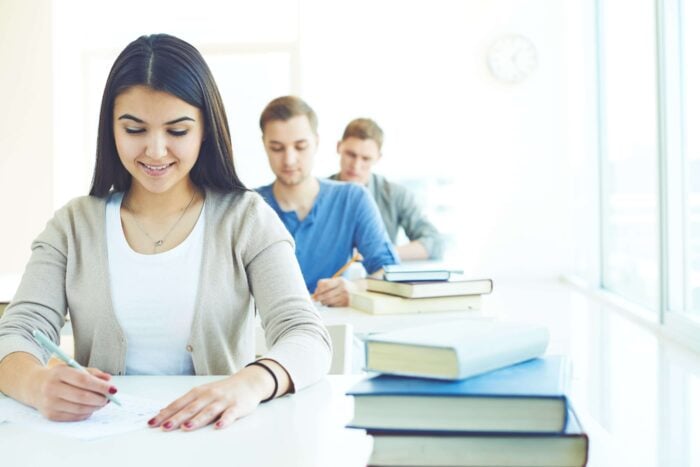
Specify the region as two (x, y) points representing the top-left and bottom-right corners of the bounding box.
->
(347, 356), (570, 433)
(351, 356), (569, 399)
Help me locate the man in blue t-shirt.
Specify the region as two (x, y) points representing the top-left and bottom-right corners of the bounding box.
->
(256, 96), (399, 307)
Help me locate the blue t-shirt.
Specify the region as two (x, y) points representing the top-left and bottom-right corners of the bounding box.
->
(256, 179), (399, 293)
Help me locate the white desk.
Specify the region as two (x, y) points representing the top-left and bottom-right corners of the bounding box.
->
(0, 375), (372, 467)
(4, 281), (654, 466)
(0, 373), (613, 467)
(319, 305), (494, 336)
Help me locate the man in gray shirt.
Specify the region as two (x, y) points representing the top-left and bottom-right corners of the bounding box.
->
(330, 118), (444, 260)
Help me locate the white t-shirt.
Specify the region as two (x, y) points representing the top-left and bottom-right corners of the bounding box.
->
(106, 192), (205, 375)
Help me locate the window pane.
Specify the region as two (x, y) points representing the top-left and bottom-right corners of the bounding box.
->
(681, 0), (700, 314)
(599, 0), (659, 310)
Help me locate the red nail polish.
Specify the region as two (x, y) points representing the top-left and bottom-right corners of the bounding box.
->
(163, 421), (173, 429)
(108, 386), (118, 395)
(215, 421), (223, 428)
(148, 418), (157, 426)
(184, 421), (193, 429)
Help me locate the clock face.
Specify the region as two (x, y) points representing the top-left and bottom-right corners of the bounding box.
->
(487, 34), (538, 83)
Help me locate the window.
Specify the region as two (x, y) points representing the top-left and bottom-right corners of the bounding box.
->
(681, 0), (700, 315)
(598, 0), (659, 311)
(595, 0), (700, 343)
(203, 49), (297, 188)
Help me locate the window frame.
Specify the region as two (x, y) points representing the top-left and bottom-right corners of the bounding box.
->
(592, 0), (700, 350)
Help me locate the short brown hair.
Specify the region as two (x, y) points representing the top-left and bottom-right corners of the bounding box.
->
(342, 118), (384, 150)
(259, 95), (318, 134)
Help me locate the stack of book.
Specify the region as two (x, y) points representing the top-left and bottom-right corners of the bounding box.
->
(346, 320), (589, 466)
(350, 265), (494, 315)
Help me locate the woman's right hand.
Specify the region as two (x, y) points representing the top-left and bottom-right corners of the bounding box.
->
(31, 364), (117, 421)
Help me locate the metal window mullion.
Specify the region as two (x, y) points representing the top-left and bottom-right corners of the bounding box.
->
(594, 0), (609, 290)
(655, 0), (685, 323)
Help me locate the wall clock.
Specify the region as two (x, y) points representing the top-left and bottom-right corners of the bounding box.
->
(487, 34), (538, 84)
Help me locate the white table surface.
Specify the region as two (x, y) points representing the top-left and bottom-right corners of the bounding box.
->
(319, 303), (496, 336)
(0, 375), (372, 467)
(1, 281), (648, 466)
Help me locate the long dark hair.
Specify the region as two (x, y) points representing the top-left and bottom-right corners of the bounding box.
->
(90, 34), (247, 196)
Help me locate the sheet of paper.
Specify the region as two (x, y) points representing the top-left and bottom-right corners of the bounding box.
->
(0, 393), (163, 440)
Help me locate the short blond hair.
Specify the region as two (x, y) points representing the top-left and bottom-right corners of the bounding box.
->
(342, 118), (383, 150)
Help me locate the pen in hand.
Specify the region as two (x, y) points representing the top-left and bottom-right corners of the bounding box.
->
(32, 329), (122, 406)
(311, 252), (362, 301)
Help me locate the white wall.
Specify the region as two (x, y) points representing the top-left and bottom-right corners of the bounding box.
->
(0, 0), (54, 275)
(50, 0), (300, 208)
(301, 0), (591, 279)
(0, 0), (598, 282)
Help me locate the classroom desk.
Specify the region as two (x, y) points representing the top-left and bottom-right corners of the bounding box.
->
(2, 282), (636, 467)
(0, 375), (372, 467)
(319, 304), (494, 336)
(0, 373), (616, 467)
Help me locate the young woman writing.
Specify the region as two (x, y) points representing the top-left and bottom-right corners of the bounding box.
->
(0, 34), (331, 431)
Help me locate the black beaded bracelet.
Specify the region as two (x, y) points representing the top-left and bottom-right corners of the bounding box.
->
(245, 360), (278, 403)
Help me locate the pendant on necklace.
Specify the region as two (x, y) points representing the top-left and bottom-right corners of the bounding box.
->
(155, 240), (164, 247)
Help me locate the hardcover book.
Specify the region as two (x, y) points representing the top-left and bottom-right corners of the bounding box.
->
(366, 276), (493, 299)
(382, 264), (461, 282)
(365, 408), (588, 467)
(348, 356), (569, 433)
(363, 319), (549, 379)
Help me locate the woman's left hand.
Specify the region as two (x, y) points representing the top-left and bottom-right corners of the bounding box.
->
(148, 368), (274, 431)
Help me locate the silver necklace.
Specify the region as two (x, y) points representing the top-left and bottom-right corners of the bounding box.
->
(125, 190), (197, 252)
